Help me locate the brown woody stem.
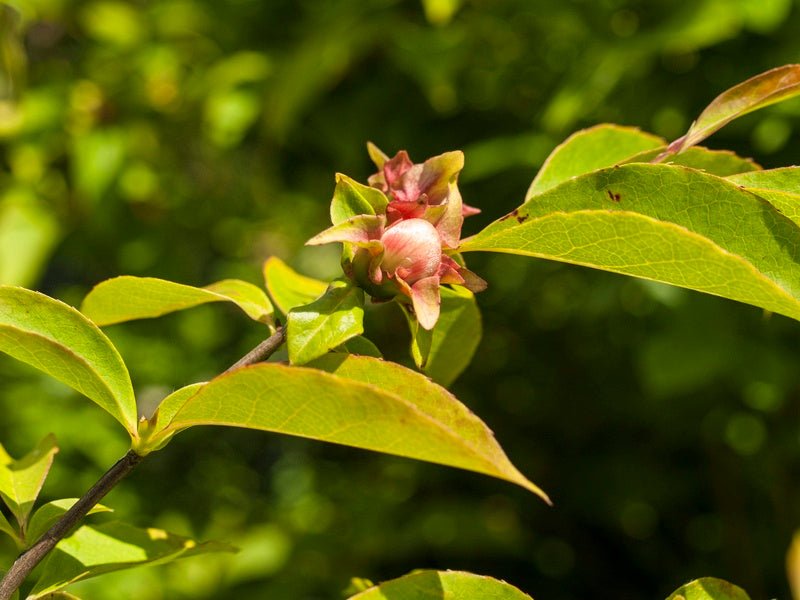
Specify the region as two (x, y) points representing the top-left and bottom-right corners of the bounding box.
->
(0, 325), (286, 599)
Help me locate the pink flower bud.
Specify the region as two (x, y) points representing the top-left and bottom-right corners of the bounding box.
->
(379, 219), (442, 285)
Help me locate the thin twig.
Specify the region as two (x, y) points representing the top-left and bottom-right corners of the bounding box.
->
(224, 324), (286, 373)
(0, 326), (287, 600)
(0, 451), (142, 599)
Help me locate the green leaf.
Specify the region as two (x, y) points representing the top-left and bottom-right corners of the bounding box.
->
(406, 286), (481, 387)
(624, 146), (760, 177)
(346, 570), (534, 600)
(29, 522), (234, 598)
(287, 281), (365, 365)
(727, 169), (800, 226)
(0, 508), (18, 543)
(81, 276), (274, 327)
(728, 166), (800, 194)
(151, 356), (546, 500)
(262, 256), (327, 315)
(330, 173), (389, 225)
(526, 124), (664, 198)
(0, 434), (58, 526)
(145, 382), (206, 442)
(26, 499), (113, 546)
(665, 577), (751, 600)
(0, 286), (138, 436)
(335, 335), (382, 358)
(461, 163), (800, 323)
(787, 530), (800, 600)
(667, 64), (800, 154)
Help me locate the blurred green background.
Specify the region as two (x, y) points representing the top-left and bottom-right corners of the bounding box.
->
(2, 0), (800, 598)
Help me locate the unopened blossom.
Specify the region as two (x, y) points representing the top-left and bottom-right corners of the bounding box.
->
(307, 214), (485, 330)
(367, 143), (480, 248)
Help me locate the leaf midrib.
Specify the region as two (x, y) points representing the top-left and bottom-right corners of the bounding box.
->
(461, 209), (800, 312)
(158, 363), (544, 497)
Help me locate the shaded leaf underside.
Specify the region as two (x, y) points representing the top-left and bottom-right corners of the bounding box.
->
(150, 356), (545, 500)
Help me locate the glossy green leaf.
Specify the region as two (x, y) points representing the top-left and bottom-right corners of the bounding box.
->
(139, 382), (207, 454)
(665, 577), (750, 600)
(26, 499), (113, 547)
(624, 146), (760, 177)
(151, 356), (546, 500)
(263, 256), (327, 315)
(330, 173), (389, 225)
(335, 335), (382, 358)
(728, 166), (800, 193)
(0, 286), (138, 436)
(667, 64), (800, 154)
(347, 570), (534, 600)
(461, 163), (800, 323)
(0, 434), (58, 526)
(727, 168), (800, 226)
(287, 281), (365, 365)
(406, 286), (481, 387)
(29, 522), (234, 598)
(81, 276), (274, 327)
(526, 124), (664, 198)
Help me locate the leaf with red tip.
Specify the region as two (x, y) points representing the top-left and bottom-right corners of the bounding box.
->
(668, 64), (800, 155)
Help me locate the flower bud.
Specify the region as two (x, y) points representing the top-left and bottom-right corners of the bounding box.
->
(380, 219), (442, 285)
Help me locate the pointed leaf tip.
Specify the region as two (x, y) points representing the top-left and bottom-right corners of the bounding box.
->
(0, 286), (138, 436)
(149, 356), (548, 500)
(670, 64), (800, 154)
(81, 276), (274, 327)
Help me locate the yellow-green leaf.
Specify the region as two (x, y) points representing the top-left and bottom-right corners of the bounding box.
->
(787, 530), (800, 600)
(263, 256), (327, 315)
(287, 282), (364, 365)
(0, 287), (138, 436)
(29, 522), (234, 598)
(151, 356), (546, 500)
(726, 168), (800, 227)
(25, 499), (113, 547)
(347, 570), (534, 600)
(330, 173), (389, 225)
(81, 276), (274, 326)
(0, 434), (58, 527)
(665, 578), (750, 600)
(406, 286), (481, 387)
(461, 163), (800, 323)
(625, 146), (760, 177)
(526, 124), (664, 198)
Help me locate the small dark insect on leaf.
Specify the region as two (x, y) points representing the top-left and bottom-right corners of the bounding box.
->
(606, 190), (621, 202)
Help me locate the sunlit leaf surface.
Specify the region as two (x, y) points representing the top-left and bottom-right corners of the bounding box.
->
(347, 570), (534, 600)
(665, 578), (751, 600)
(0, 287), (137, 436)
(148, 356), (547, 500)
(81, 276), (274, 326)
(462, 163), (800, 323)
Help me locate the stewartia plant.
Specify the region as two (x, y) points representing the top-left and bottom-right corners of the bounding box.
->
(1, 64), (800, 599)
(307, 146), (485, 331)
